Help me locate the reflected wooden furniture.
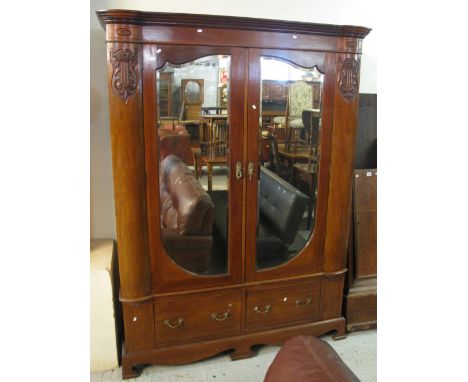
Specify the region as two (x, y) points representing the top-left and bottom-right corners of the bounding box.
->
(277, 143), (310, 161)
(293, 163), (318, 230)
(97, 10), (370, 379)
(182, 79), (204, 120)
(200, 114), (228, 157)
(202, 106), (227, 115)
(158, 72), (173, 117)
(277, 143), (311, 172)
(191, 148), (227, 192)
(344, 169), (377, 332)
(179, 79), (205, 140)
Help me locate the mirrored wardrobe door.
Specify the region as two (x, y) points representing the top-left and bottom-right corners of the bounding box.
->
(154, 46), (244, 288)
(156, 55), (230, 276)
(245, 49), (329, 281)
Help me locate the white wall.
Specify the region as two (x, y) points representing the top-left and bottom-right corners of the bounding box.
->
(90, 0), (377, 238)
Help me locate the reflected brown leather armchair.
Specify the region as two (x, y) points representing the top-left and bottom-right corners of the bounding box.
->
(160, 155), (214, 273)
(158, 126), (193, 165)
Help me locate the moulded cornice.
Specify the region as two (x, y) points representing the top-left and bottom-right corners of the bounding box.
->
(96, 10), (371, 39)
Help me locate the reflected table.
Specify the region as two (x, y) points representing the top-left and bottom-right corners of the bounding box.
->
(277, 143), (310, 163)
(202, 107), (228, 115)
(191, 148), (227, 192)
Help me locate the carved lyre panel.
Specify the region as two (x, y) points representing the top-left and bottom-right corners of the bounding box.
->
(110, 47), (139, 103)
(338, 57), (359, 101)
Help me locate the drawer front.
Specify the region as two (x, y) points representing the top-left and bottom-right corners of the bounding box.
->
(245, 279), (320, 331)
(154, 289), (242, 345)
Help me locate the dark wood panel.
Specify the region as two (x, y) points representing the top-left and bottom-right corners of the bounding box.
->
(353, 169), (377, 278)
(156, 44), (231, 70)
(354, 94), (377, 170)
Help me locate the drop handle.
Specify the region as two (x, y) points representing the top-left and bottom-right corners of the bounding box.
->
(235, 161), (243, 180)
(211, 311), (230, 321)
(295, 297), (312, 307)
(164, 318), (184, 328)
(254, 304), (272, 314)
(248, 162), (254, 180)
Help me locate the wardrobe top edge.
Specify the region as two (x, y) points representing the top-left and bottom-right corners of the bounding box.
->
(96, 9), (372, 39)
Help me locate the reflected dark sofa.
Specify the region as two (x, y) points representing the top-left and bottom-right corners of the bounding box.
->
(211, 166), (308, 268)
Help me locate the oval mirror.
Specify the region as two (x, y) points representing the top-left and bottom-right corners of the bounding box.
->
(256, 57), (324, 270)
(156, 55), (231, 276)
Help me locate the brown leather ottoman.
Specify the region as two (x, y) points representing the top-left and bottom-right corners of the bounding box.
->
(264, 336), (360, 382)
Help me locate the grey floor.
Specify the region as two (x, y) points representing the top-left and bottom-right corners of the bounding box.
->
(91, 329), (376, 382)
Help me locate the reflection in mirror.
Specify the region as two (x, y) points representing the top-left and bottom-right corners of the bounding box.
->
(156, 55), (231, 276)
(257, 57), (324, 270)
(183, 80), (202, 104)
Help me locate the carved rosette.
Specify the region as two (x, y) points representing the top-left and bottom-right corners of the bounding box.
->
(110, 47), (139, 103)
(338, 58), (359, 101)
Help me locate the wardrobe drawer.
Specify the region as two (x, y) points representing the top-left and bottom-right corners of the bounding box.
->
(245, 279), (320, 331)
(154, 289), (242, 345)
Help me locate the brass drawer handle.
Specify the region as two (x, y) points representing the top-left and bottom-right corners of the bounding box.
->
(164, 318), (184, 328)
(211, 311), (230, 321)
(295, 297), (312, 307)
(254, 304), (272, 314)
(235, 161), (243, 180)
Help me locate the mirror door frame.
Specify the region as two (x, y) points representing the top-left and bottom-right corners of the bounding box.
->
(144, 44), (246, 293)
(245, 48), (335, 282)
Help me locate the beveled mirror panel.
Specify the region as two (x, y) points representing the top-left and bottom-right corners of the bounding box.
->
(156, 55), (231, 276)
(256, 57), (324, 270)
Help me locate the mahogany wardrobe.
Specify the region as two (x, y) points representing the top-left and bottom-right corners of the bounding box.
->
(96, 9), (371, 378)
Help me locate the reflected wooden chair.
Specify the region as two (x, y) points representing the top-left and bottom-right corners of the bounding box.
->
(285, 81), (313, 153)
(267, 135), (292, 182)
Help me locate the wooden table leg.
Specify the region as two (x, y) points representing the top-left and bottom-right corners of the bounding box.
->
(207, 163), (213, 192)
(193, 152), (199, 179)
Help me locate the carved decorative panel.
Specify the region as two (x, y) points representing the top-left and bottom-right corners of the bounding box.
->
(110, 47), (139, 103)
(338, 58), (359, 101)
(106, 24), (142, 41)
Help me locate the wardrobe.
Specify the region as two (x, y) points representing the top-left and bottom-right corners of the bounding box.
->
(96, 9), (371, 379)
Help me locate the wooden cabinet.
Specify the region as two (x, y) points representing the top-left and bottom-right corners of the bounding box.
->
(157, 72), (172, 118)
(97, 10), (370, 379)
(344, 169), (377, 331)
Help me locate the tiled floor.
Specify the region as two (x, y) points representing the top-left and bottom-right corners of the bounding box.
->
(91, 329), (376, 382)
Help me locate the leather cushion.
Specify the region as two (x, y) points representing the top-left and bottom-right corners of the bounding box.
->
(257, 221), (287, 257)
(210, 190), (228, 247)
(264, 336), (359, 382)
(259, 167), (308, 244)
(161, 155), (214, 235)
